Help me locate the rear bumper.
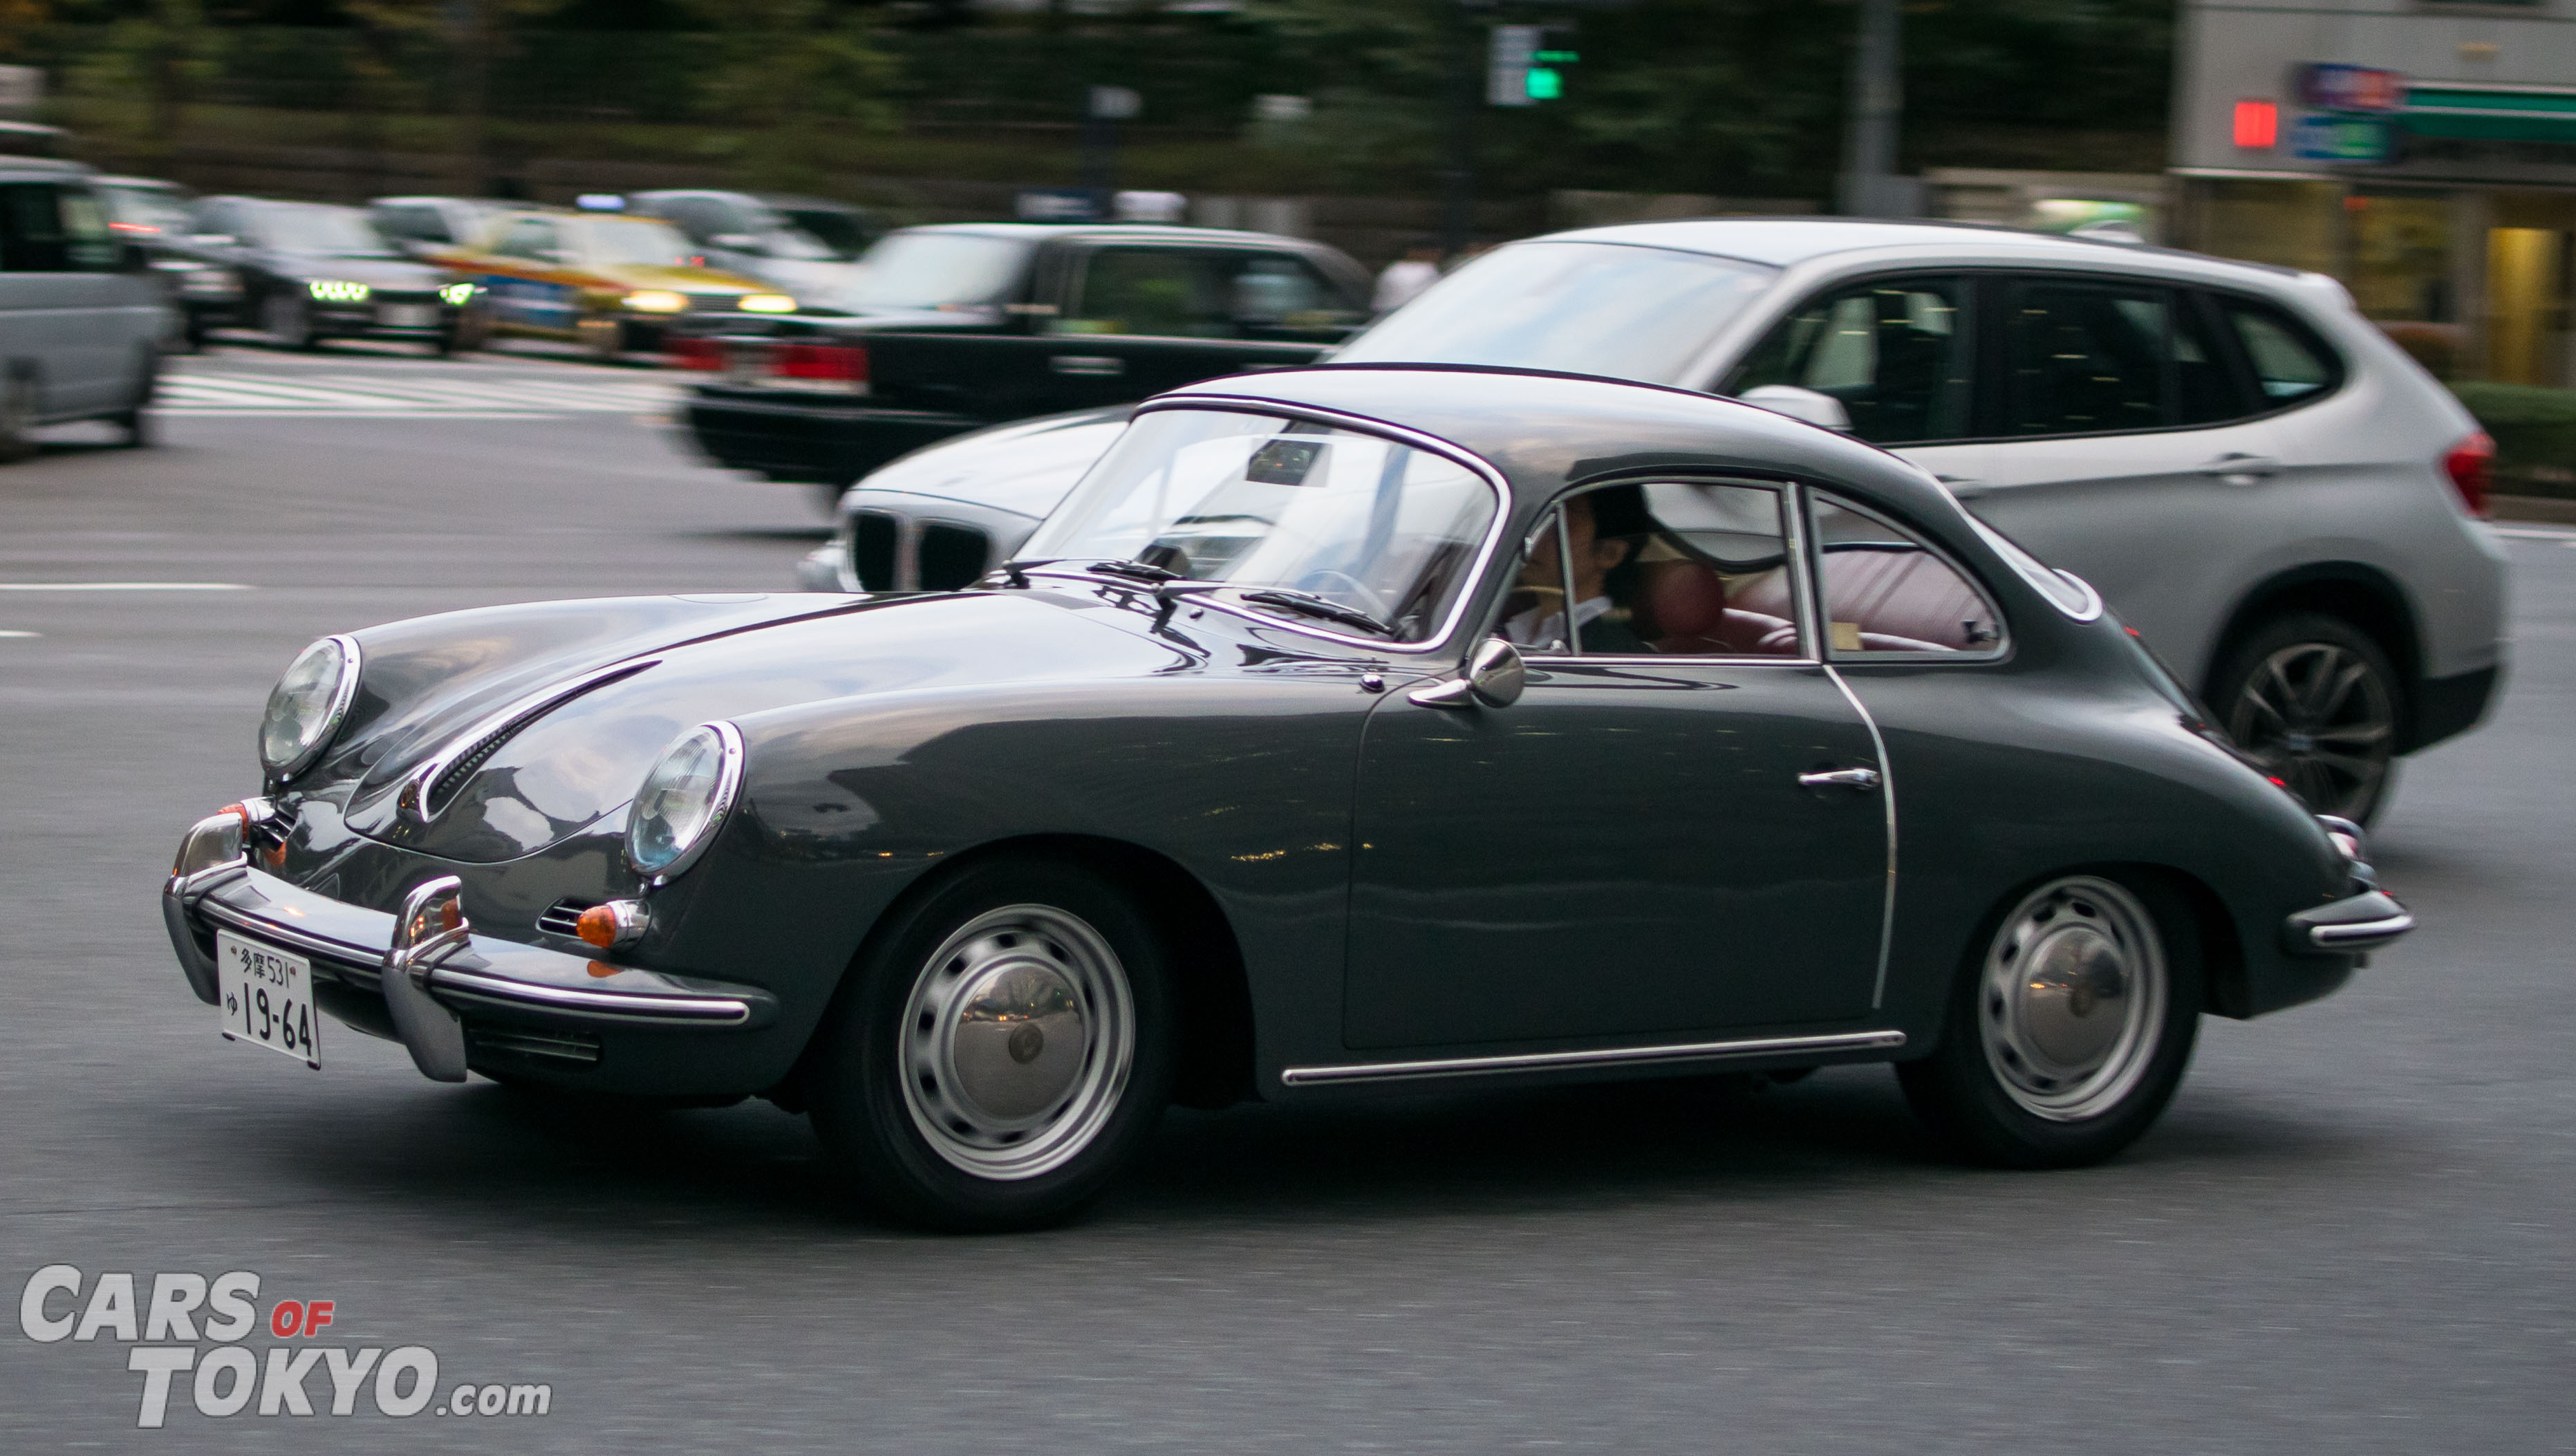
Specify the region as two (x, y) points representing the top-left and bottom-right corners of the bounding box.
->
(165, 861), (783, 1091)
(683, 388), (979, 485)
(2407, 663), (2501, 752)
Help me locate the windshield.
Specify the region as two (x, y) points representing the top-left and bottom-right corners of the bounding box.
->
(1023, 409), (1500, 644)
(252, 204), (396, 258)
(587, 217), (696, 266)
(773, 206), (872, 260)
(1334, 241), (1777, 384)
(846, 232), (1028, 311)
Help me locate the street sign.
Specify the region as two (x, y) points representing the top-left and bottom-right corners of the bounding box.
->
(2297, 64), (2407, 115)
(1488, 26), (1540, 108)
(2291, 112), (2393, 163)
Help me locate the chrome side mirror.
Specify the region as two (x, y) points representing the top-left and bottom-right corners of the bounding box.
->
(1738, 383), (1854, 434)
(1410, 637), (1525, 710)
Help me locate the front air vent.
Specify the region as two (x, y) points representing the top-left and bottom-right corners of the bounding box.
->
(409, 658), (660, 821)
(851, 511), (898, 590)
(917, 523), (993, 591)
(425, 721), (520, 812)
(536, 898), (598, 937)
(467, 1023), (602, 1066)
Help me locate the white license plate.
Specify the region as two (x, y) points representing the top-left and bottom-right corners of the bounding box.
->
(216, 931), (320, 1068)
(378, 304), (437, 328)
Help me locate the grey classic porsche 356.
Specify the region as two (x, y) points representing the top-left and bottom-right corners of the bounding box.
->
(162, 366), (2411, 1230)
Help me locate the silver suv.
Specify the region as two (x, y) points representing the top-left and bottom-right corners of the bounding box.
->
(796, 219), (2509, 823)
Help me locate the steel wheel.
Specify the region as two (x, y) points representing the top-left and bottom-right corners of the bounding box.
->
(2219, 622), (2397, 822)
(897, 903), (1136, 1181)
(1977, 876), (2168, 1122)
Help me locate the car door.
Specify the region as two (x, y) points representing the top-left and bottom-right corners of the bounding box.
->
(1721, 272), (1992, 494)
(1343, 477), (1891, 1051)
(1947, 274), (2277, 680)
(483, 216), (575, 334)
(0, 180), (133, 415)
(1043, 244), (1348, 407)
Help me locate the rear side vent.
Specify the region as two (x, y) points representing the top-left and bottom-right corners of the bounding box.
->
(917, 523), (993, 590)
(536, 899), (597, 937)
(851, 511), (898, 590)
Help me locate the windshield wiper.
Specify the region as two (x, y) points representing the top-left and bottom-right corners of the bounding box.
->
(1087, 558), (1184, 584)
(1237, 588), (1397, 638)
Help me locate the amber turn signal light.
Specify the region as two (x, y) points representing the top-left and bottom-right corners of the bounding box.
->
(575, 899), (649, 950)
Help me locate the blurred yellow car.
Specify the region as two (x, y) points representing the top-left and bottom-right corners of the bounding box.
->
(429, 208), (794, 357)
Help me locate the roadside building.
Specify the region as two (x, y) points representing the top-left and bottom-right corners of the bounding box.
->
(2173, 0), (2576, 385)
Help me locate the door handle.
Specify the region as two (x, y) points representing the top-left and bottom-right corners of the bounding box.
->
(1049, 355), (1125, 376)
(2198, 454), (2279, 483)
(1798, 767), (1882, 790)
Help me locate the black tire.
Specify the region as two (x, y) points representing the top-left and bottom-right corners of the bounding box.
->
(109, 346), (156, 448)
(0, 368), (37, 463)
(1897, 872), (2202, 1169)
(263, 291), (319, 352)
(809, 855), (1175, 1232)
(2208, 611), (2402, 825)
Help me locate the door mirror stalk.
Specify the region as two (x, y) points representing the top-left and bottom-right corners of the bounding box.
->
(1410, 637), (1525, 709)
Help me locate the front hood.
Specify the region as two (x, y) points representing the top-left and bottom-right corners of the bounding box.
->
(599, 263), (765, 294)
(274, 254), (449, 289)
(338, 590), (1177, 863)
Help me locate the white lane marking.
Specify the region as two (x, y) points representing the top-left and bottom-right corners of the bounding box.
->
(0, 629), (37, 637)
(158, 371), (677, 418)
(0, 582), (252, 591)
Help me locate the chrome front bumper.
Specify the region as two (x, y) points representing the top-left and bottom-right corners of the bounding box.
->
(2283, 888), (2416, 954)
(165, 859), (778, 1081)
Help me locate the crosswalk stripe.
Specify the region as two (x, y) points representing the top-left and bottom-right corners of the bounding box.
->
(156, 371), (679, 418)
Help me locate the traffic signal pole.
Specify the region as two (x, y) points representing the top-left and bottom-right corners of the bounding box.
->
(1837, 0), (1903, 216)
(1441, 1), (1487, 261)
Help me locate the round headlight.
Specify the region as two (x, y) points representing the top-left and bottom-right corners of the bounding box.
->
(258, 635), (360, 780)
(626, 722), (743, 881)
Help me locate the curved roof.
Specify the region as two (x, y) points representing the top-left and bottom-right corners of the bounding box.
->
(1159, 363), (1959, 530)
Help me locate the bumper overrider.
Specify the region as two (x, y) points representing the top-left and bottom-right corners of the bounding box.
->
(2282, 815), (2415, 961)
(163, 808), (776, 1086)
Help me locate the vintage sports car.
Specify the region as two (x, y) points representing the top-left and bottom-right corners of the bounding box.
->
(161, 366), (2411, 1230)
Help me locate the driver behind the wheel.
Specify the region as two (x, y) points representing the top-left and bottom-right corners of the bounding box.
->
(1503, 489), (1650, 654)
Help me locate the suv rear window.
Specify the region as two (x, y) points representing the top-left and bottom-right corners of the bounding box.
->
(2217, 297), (2340, 404)
(1999, 278), (2240, 436)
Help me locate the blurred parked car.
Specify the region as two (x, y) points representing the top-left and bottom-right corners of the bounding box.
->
(0, 160), (166, 457)
(425, 206), (792, 360)
(91, 174), (241, 350)
(678, 221), (1372, 507)
(796, 218), (2508, 824)
(631, 189), (880, 307)
(186, 197), (476, 353)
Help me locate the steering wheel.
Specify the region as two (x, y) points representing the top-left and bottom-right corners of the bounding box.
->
(1291, 569), (1392, 620)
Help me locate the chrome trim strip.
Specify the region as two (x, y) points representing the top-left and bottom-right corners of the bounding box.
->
(1823, 662), (1899, 1010)
(427, 967), (754, 1025)
(1278, 1029), (1905, 1087)
(1034, 396), (1515, 657)
(403, 656), (662, 821)
(2311, 913), (2414, 946)
(194, 894), (376, 972)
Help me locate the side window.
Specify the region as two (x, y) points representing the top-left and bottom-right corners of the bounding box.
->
(2000, 277), (2240, 435)
(2218, 297), (2339, 405)
(496, 218), (557, 261)
(192, 200), (239, 240)
(377, 205), (448, 244)
(0, 184), (113, 272)
(1502, 480), (1807, 658)
(1808, 492), (2004, 658)
(1227, 253), (1368, 340)
(58, 189), (115, 270)
(1726, 276), (1973, 445)
(1056, 248), (1233, 338)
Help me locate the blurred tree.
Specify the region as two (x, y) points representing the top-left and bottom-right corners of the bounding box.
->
(68, 0), (224, 156)
(344, 0), (570, 192)
(682, 0), (897, 191)
(0, 1), (49, 59)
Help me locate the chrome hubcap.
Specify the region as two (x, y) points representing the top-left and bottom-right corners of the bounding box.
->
(1979, 877), (2167, 1122)
(899, 904), (1133, 1180)
(2225, 641), (2393, 818)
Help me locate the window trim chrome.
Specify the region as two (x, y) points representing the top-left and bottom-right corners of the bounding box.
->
(1803, 485), (2014, 664)
(1513, 475), (1825, 668)
(1025, 397), (1515, 657)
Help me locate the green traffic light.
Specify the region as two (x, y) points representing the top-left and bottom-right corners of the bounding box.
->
(1526, 67), (1562, 100)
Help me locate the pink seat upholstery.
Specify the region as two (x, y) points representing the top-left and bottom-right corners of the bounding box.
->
(1643, 560), (1799, 656)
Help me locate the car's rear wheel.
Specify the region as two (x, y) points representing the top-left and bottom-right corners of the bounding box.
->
(109, 344), (156, 448)
(0, 367), (38, 463)
(2210, 612), (2401, 825)
(809, 857), (1174, 1231)
(1898, 872), (2201, 1168)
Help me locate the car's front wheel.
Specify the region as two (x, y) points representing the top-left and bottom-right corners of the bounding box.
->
(263, 292), (317, 351)
(1898, 872), (2201, 1168)
(2210, 612), (2401, 825)
(810, 857), (1174, 1231)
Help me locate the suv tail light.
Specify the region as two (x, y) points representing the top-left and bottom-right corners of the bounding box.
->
(2442, 431), (2494, 517)
(774, 342), (868, 384)
(667, 336), (726, 371)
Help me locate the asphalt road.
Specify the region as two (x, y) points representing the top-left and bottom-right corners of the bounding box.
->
(2, 348), (2571, 1453)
